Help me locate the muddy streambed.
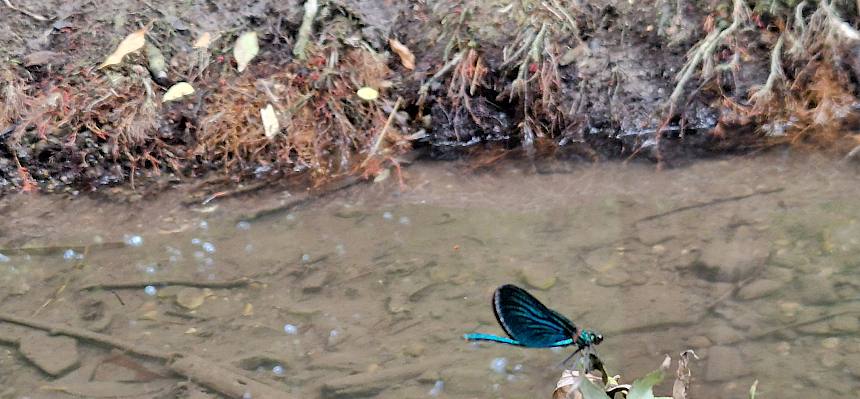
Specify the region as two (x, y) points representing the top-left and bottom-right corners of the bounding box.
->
(1, 155), (860, 399)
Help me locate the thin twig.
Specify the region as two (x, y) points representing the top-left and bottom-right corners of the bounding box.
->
(79, 277), (255, 291)
(361, 97), (402, 168)
(2, 0), (49, 21)
(0, 313), (290, 398)
(635, 188), (784, 224)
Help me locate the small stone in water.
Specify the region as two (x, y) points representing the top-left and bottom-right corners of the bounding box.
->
(125, 235), (143, 247)
(191, 238), (201, 245)
(301, 254), (311, 263)
(399, 216), (410, 225)
(144, 285), (157, 296)
(272, 365), (284, 376)
(383, 211), (393, 220)
(0, 253), (9, 262)
(202, 242), (216, 253)
(236, 221), (251, 230)
(490, 357), (507, 374)
(283, 324), (298, 335)
(428, 380), (444, 396)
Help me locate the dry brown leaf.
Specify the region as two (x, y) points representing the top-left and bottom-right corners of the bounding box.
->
(260, 104), (279, 139)
(389, 38), (415, 70)
(234, 31), (259, 72)
(194, 32), (212, 49)
(100, 28), (147, 68)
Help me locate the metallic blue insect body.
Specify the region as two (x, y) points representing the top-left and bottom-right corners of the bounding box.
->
(464, 284), (602, 364)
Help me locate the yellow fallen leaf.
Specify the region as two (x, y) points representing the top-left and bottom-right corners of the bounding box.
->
(100, 28), (147, 68)
(389, 39), (415, 70)
(260, 103), (279, 139)
(162, 82), (195, 103)
(194, 32), (212, 49)
(357, 87), (379, 101)
(234, 31), (259, 72)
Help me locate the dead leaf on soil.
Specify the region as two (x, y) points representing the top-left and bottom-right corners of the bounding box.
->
(194, 32), (212, 49)
(357, 87), (379, 101)
(388, 39), (415, 70)
(260, 103), (279, 139)
(100, 28), (147, 69)
(234, 31), (259, 72)
(162, 82), (195, 103)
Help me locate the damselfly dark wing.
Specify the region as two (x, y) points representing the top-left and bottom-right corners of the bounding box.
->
(492, 284), (578, 347)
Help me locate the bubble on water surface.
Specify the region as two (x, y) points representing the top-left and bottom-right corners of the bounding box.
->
(202, 242), (216, 253)
(242, 392), (252, 399)
(236, 221), (251, 230)
(490, 357), (508, 374)
(283, 323), (298, 335)
(0, 253), (9, 263)
(245, 244), (254, 253)
(193, 251), (205, 259)
(144, 285), (157, 296)
(513, 363), (524, 373)
(286, 213), (296, 221)
(145, 265), (157, 275)
(399, 216), (410, 225)
(63, 249), (78, 261)
(125, 235), (143, 247)
(272, 365), (284, 375)
(383, 211), (393, 220)
(428, 380), (444, 396)
(335, 244), (346, 256)
(301, 254), (311, 263)
(191, 238), (201, 245)
(198, 220), (209, 230)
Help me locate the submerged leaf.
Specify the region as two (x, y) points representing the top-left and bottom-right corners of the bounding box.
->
(234, 31), (259, 72)
(260, 104), (280, 139)
(629, 355), (670, 399)
(579, 376), (612, 399)
(100, 28), (147, 68)
(162, 82), (195, 103)
(749, 380), (758, 399)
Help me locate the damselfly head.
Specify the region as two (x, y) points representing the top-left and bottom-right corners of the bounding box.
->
(578, 330), (603, 346)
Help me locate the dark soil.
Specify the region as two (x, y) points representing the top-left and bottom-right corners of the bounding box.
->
(2, 0), (860, 194)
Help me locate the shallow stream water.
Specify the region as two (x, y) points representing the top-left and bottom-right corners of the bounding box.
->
(1, 154), (859, 399)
